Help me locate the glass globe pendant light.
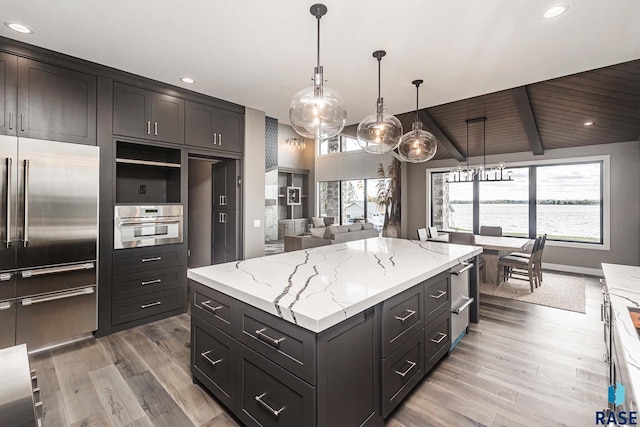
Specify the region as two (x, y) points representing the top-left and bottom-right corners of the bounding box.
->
(397, 80), (438, 163)
(356, 50), (403, 154)
(289, 4), (347, 140)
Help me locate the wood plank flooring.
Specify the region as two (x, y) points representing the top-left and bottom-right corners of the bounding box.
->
(30, 274), (607, 426)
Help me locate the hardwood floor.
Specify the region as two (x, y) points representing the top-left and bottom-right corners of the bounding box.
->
(30, 274), (606, 427)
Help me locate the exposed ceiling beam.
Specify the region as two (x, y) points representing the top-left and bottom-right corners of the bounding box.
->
(512, 86), (544, 155)
(417, 110), (465, 161)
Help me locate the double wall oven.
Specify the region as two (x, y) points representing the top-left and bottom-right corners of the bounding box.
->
(1, 137), (99, 352)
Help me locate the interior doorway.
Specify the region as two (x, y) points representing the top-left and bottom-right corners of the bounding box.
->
(187, 157), (218, 268)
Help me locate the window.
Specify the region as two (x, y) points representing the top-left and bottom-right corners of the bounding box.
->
(318, 135), (362, 155)
(536, 162), (602, 243)
(317, 178), (387, 233)
(479, 167), (529, 237)
(429, 160), (604, 244)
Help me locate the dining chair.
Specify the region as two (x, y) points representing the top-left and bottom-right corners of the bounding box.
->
(508, 234), (546, 285)
(428, 226), (439, 238)
(479, 226), (503, 236)
(497, 236), (542, 292)
(417, 228), (428, 241)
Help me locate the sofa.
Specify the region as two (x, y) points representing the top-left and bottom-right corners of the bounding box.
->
(284, 220), (380, 252)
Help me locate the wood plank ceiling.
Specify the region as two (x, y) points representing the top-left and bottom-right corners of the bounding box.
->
(396, 59), (640, 160)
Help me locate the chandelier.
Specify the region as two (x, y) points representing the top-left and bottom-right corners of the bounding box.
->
(286, 137), (306, 150)
(447, 117), (512, 183)
(289, 4), (347, 140)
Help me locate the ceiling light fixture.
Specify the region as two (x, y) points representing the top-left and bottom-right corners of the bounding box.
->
(180, 77), (195, 84)
(356, 50), (402, 154)
(289, 4), (346, 140)
(583, 121), (595, 127)
(286, 137), (306, 150)
(4, 21), (34, 34)
(543, 4), (569, 19)
(397, 80), (437, 163)
(448, 117), (512, 183)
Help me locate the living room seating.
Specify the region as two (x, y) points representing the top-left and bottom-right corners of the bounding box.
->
(284, 222), (379, 252)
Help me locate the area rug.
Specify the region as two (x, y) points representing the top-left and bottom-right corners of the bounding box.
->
(479, 271), (586, 313)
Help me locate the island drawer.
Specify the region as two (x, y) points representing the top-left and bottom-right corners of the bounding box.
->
(238, 303), (316, 385)
(112, 267), (183, 301)
(112, 287), (185, 325)
(424, 272), (450, 325)
(192, 314), (236, 412)
(424, 310), (450, 373)
(382, 330), (424, 418)
(381, 284), (424, 358)
(113, 245), (185, 277)
(192, 282), (236, 337)
(237, 344), (315, 427)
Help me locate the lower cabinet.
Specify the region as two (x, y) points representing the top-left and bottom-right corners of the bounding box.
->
(190, 270), (453, 426)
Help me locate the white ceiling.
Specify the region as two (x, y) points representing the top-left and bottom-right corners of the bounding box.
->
(3, 0), (640, 126)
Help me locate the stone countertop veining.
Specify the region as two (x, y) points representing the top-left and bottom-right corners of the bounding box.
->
(602, 263), (640, 409)
(188, 237), (482, 333)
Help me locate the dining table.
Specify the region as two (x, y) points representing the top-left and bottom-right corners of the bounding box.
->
(429, 234), (532, 285)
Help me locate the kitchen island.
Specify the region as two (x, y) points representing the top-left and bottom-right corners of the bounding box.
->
(188, 237), (481, 426)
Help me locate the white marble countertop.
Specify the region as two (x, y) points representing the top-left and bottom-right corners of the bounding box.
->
(188, 237), (482, 333)
(602, 263), (640, 409)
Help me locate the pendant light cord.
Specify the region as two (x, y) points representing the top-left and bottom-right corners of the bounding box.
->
(414, 82), (420, 123)
(483, 119), (486, 174)
(377, 57), (381, 100)
(316, 13), (321, 69)
(466, 120), (470, 171)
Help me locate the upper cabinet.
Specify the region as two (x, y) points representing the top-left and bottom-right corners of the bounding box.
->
(185, 101), (243, 153)
(0, 55), (96, 145)
(0, 53), (17, 136)
(113, 82), (184, 145)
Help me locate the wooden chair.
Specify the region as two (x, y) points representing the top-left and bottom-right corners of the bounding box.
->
(479, 226), (503, 236)
(508, 234), (546, 285)
(497, 236), (542, 292)
(417, 228), (428, 241)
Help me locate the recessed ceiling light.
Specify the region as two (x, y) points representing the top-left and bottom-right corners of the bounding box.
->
(543, 5), (569, 19)
(180, 77), (195, 84)
(4, 21), (34, 34)
(583, 121), (595, 127)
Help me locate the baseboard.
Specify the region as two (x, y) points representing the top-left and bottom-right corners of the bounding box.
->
(543, 262), (603, 277)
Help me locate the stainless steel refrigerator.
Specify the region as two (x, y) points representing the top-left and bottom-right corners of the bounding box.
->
(0, 136), (98, 351)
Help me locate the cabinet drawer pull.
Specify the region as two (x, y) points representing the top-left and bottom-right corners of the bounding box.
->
(0, 301), (11, 311)
(430, 290), (447, 299)
(141, 279), (162, 286)
(213, 133), (217, 145)
(154, 121), (158, 136)
(20, 113), (24, 131)
(255, 393), (285, 417)
(255, 328), (285, 347)
(141, 301), (161, 309)
(146, 120), (151, 134)
(8, 112), (12, 130)
(141, 256), (162, 263)
(219, 134), (222, 145)
(394, 360), (417, 378)
(430, 332), (447, 344)
(201, 350), (223, 366)
(394, 309), (416, 322)
(201, 300), (223, 313)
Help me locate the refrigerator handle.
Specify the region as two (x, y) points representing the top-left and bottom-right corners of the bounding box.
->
(23, 159), (29, 247)
(4, 158), (11, 248)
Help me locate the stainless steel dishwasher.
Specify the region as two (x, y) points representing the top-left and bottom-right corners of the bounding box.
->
(450, 262), (474, 350)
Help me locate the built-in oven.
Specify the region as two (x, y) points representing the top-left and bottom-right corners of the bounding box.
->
(114, 205), (183, 249)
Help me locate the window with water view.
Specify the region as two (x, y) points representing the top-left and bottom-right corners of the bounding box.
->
(430, 161), (603, 243)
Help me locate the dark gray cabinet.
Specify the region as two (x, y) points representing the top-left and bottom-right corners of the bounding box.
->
(190, 269), (456, 426)
(213, 159), (240, 264)
(185, 101), (243, 153)
(111, 245), (187, 330)
(113, 82), (184, 145)
(0, 56), (97, 144)
(0, 52), (17, 136)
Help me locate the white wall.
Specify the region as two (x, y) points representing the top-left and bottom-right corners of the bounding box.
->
(405, 140), (640, 272)
(243, 107), (266, 259)
(278, 124), (315, 217)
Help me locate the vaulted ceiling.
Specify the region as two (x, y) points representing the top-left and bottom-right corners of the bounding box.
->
(394, 59), (640, 160)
